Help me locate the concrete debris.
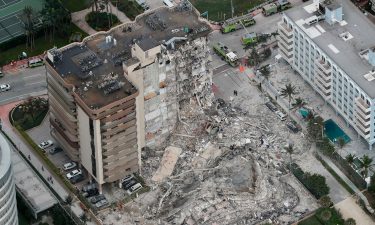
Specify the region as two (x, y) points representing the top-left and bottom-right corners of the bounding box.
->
(152, 147), (182, 183)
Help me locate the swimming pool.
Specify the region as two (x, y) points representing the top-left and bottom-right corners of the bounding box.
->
(324, 119), (351, 144)
(299, 108), (309, 119)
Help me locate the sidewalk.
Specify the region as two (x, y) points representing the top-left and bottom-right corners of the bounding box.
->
(0, 102), (91, 220)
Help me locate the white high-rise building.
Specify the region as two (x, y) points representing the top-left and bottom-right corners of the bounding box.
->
(278, 0), (375, 149)
(0, 133), (18, 225)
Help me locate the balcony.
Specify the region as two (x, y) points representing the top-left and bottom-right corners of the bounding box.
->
(315, 72), (332, 85)
(278, 22), (293, 39)
(278, 44), (293, 58)
(354, 112), (370, 126)
(355, 97), (371, 114)
(354, 120), (371, 140)
(315, 59), (332, 74)
(277, 37), (293, 52)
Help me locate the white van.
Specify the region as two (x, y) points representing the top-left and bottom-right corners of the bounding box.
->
(163, 0), (174, 8)
(275, 111), (287, 121)
(127, 183), (143, 195)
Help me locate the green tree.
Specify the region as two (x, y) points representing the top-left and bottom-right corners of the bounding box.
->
(345, 218), (356, 225)
(319, 209), (332, 221)
(307, 116), (324, 141)
(259, 65), (271, 92)
(345, 154), (355, 166)
(248, 47), (260, 67)
(23, 6), (35, 49)
(337, 137), (346, 150)
(65, 195), (73, 220)
(280, 83), (298, 120)
(292, 97), (306, 109)
(284, 143), (294, 172)
(360, 155), (373, 178)
(318, 195), (332, 208)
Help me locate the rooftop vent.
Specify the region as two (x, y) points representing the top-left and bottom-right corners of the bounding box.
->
(339, 31), (353, 41)
(364, 70), (375, 81)
(324, 2), (343, 25)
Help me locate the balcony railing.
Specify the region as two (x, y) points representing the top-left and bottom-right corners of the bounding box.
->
(278, 22), (293, 38)
(315, 59), (332, 74)
(277, 35), (293, 47)
(355, 97), (371, 114)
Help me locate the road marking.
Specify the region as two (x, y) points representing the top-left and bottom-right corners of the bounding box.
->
(0, 90), (47, 104)
(25, 81), (45, 86)
(24, 74), (43, 79)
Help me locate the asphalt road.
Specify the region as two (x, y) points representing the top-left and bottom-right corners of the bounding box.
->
(0, 66), (47, 105)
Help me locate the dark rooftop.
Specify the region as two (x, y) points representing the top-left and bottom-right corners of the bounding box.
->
(46, 6), (210, 109)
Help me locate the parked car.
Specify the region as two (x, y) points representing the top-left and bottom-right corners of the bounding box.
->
(70, 174), (84, 184)
(91, 194), (105, 204)
(275, 111), (287, 121)
(82, 188), (99, 198)
(265, 102), (278, 112)
(82, 183), (98, 192)
(66, 169), (82, 179)
(127, 183), (143, 195)
(123, 179), (137, 190)
(49, 147), (63, 155)
(95, 199), (109, 209)
(286, 122), (299, 133)
(0, 84), (11, 92)
(38, 140), (53, 149)
(0, 70), (3, 78)
(63, 162), (77, 171)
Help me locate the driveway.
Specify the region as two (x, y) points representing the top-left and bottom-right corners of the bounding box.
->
(335, 197), (375, 225)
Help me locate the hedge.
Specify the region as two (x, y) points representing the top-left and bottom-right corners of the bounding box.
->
(290, 163), (330, 199)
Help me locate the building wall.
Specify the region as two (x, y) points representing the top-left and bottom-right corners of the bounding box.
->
(77, 106), (94, 181)
(278, 15), (375, 145)
(46, 65), (80, 161)
(0, 134), (18, 225)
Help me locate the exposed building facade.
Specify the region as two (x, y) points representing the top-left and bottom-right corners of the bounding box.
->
(45, 4), (211, 189)
(0, 133), (18, 225)
(278, 0), (375, 149)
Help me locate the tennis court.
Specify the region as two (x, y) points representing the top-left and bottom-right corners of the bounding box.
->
(0, 0), (44, 44)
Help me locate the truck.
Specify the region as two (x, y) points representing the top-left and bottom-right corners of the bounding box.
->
(241, 32), (258, 46)
(213, 42), (239, 67)
(262, 0), (291, 16)
(221, 14), (256, 34)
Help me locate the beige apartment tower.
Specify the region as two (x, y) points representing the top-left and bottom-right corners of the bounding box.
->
(45, 4), (211, 188)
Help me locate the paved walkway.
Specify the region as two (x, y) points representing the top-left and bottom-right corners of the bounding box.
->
(71, 3), (131, 35)
(0, 101), (91, 222)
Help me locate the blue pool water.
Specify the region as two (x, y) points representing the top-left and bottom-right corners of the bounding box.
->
(324, 119), (351, 144)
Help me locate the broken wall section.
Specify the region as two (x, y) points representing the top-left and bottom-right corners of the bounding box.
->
(144, 37), (212, 149)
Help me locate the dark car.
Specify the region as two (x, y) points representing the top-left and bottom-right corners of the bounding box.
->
(123, 179), (137, 190)
(91, 194), (105, 204)
(265, 102), (278, 112)
(70, 174), (84, 184)
(49, 147), (63, 155)
(286, 122), (299, 133)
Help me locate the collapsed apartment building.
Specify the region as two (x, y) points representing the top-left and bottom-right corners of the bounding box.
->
(45, 2), (212, 191)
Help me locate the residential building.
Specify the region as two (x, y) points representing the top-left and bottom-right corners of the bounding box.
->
(45, 5), (211, 189)
(0, 133), (18, 225)
(278, 0), (375, 149)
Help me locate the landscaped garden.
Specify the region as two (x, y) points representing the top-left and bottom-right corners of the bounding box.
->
(10, 97), (48, 130)
(61, 0), (91, 12)
(298, 207), (355, 225)
(111, 0), (144, 20)
(86, 11), (120, 31)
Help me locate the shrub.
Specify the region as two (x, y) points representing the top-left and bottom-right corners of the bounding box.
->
(290, 163), (330, 199)
(86, 12), (119, 31)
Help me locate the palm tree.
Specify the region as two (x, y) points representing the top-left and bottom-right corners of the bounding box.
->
(280, 83), (298, 119)
(65, 195), (73, 219)
(23, 6), (34, 49)
(284, 143), (294, 171)
(248, 47), (260, 67)
(360, 155), (373, 178)
(292, 97), (306, 109)
(318, 195), (332, 208)
(336, 137), (346, 154)
(346, 154), (355, 167)
(259, 65), (270, 92)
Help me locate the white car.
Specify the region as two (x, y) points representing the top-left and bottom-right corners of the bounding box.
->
(66, 169), (82, 179)
(127, 183), (143, 195)
(275, 111), (287, 121)
(0, 84), (10, 92)
(38, 140), (53, 149)
(63, 162), (77, 171)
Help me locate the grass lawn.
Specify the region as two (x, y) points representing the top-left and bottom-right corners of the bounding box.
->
(0, 23), (87, 66)
(111, 0), (144, 20)
(60, 0), (91, 12)
(190, 0), (267, 21)
(298, 215), (323, 225)
(11, 107), (48, 130)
